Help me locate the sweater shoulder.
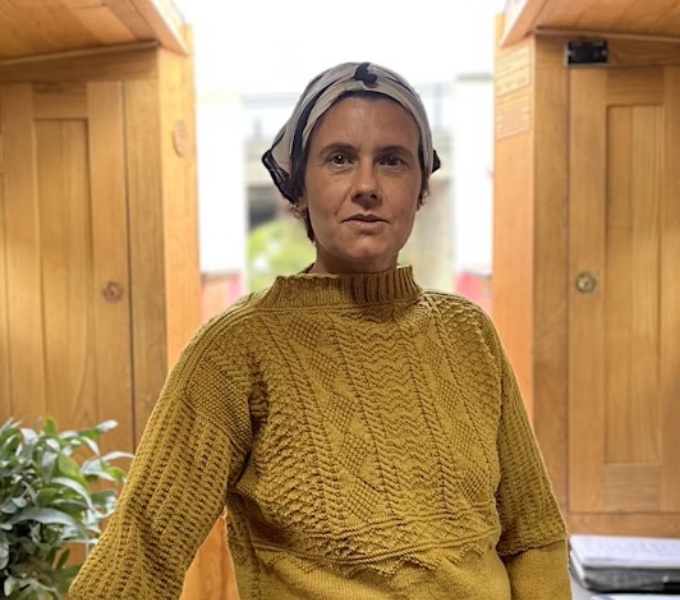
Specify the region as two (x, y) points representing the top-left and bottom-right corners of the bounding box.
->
(420, 289), (493, 326)
(419, 290), (502, 360)
(186, 290), (268, 349)
(166, 292), (268, 390)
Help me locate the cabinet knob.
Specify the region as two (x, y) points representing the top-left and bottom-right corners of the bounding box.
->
(102, 281), (124, 303)
(575, 271), (598, 294)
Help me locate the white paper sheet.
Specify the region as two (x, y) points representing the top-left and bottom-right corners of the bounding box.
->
(571, 534), (680, 570)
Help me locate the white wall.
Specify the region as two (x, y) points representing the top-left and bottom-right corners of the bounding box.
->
(452, 78), (495, 275)
(196, 93), (246, 274)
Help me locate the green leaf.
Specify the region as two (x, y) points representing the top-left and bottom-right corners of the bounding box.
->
(90, 489), (116, 504)
(20, 428), (37, 446)
(104, 465), (127, 484)
(36, 487), (61, 507)
(44, 438), (61, 456)
(12, 496), (28, 509)
(80, 436), (100, 456)
(1, 498), (19, 515)
(100, 450), (134, 463)
(55, 547), (70, 570)
(95, 420), (118, 434)
(0, 532), (9, 569)
(51, 499), (89, 520)
(4, 574), (18, 596)
(51, 477), (93, 509)
(56, 454), (87, 487)
(42, 416), (58, 436)
(8, 507), (80, 529)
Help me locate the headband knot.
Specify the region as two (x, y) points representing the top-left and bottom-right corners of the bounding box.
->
(353, 62), (378, 86)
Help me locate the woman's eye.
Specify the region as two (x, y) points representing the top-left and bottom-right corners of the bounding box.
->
(330, 154), (348, 165)
(383, 155), (404, 167)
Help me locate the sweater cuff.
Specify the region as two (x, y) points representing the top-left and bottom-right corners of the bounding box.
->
(502, 539), (571, 599)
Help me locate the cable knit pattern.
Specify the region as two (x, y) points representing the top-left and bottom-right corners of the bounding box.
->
(70, 267), (568, 600)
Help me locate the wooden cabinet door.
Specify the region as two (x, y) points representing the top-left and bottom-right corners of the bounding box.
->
(0, 82), (134, 456)
(568, 65), (680, 535)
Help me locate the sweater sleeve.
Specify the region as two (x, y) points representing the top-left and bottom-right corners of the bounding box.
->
(69, 323), (253, 600)
(488, 321), (570, 597)
(502, 540), (571, 599)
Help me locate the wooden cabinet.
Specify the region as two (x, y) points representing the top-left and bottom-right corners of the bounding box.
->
(0, 41), (220, 597)
(493, 31), (680, 537)
(0, 43), (199, 453)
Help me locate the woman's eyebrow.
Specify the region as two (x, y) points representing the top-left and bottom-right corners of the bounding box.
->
(378, 145), (415, 159)
(318, 142), (355, 156)
(318, 143), (415, 159)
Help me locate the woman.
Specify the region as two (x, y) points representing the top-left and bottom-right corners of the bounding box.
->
(70, 62), (570, 599)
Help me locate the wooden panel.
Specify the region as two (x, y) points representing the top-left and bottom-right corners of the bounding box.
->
(607, 68), (664, 105)
(123, 78), (167, 441)
(575, 0), (637, 30)
(492, 127), (534, 411)
(0, 18), (29, 59)
(568, 68), (608, 512)
(615, 0), (680, 34)
(0, 108), (10, 418)
(492, 29), (535, 414)
(157, 43), (199, 367)
(532, 36), (569, 508)
(568, 512), (680, 537)
(0, 43), (158, 83)
(35, 119), (97, 429)
(0, 1), (99, 59)
(69, 5), (137, 44)
(607, 39), (680, 65)
(0, 85), (47, 422)
(649, 1), (680, 36)
(604, 465), (660, 512)
(605, 105), (663, 465)
(33, 83), (89, 119)
(628, 106), (662, 463)
(538, 0), (601, 28)
(88, 81), (135, 455)
(0, 0), (185, 58)
(661, 66), (680, 511)
(504, 0), (680, 44)
(64, 0), (110, 9)
(604, 107), (633, 464)
(104, 0), (156, 39)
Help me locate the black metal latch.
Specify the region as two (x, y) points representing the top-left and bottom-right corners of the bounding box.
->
(565, 40), (609, 66)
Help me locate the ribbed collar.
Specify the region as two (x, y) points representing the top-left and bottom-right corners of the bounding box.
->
(258, 265), (421, 308)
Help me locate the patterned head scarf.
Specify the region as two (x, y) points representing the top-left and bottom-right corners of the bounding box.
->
(262, 62), (441, 203)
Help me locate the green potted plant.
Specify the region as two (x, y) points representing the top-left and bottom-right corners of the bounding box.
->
(0, 417), (132, 599)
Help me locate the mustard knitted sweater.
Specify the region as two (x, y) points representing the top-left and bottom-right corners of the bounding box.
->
(70, 267), (569, 600)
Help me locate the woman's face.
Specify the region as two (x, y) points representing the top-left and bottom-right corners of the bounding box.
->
(300, 96), (424, 274)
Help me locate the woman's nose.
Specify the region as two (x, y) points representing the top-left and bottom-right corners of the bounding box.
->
(352, 161), (381, 203)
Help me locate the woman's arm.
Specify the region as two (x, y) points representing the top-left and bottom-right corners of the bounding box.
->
(489, 321), (570, 599)
(69, 326), (253, 600)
